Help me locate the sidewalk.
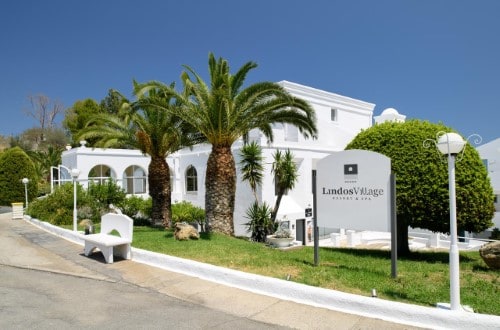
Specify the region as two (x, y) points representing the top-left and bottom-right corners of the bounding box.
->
(2, 212), (499, 329)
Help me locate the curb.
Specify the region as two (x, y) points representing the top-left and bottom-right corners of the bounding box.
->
(25, 216), (500, 330)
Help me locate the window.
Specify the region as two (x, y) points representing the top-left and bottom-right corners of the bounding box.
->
(185, 165), (198, 192)
(122, 165), (147, 194)
(88, 165), (115, 184)
(331, 108), (338, 122)
(284, 124), (298, 142)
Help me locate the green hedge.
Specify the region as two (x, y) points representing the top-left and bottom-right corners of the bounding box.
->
(0, 147), (38, 206)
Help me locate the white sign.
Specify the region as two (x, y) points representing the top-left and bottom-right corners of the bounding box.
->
(316, 150), (391, 231)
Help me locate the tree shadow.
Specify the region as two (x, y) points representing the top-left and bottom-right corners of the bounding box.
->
(321, 247), (391, 260)
(320, 247), (477, 264)
(399, 251), (476, 264)
(199, 232), (214, 240)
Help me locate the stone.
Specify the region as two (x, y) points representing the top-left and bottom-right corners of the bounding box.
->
(174, 222), (200, 241)
(479, 241), (500, 270)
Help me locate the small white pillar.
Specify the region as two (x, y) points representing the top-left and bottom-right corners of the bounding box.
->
(428, 232), (440, 248)
(347, 230), (361, 247)
(330, 233), (341, 247)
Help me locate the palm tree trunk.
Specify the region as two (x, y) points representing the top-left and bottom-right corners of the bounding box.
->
(148, 156), (172, 227)
(205, 145), (235, 235)
(271, 188), (285, 223)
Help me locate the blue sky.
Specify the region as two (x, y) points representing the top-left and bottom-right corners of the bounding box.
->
(1, 0), (499, 143)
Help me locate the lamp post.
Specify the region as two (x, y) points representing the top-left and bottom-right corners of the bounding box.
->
(437, 132), (466, 311)
(424, 132), (470, 310)
(22, 178), (29, 209)
(71, 168), (81, 232)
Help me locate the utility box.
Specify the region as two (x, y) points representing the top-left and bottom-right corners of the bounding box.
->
(12, 202), (24, 219)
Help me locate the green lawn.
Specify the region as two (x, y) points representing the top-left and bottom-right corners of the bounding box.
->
(130, 226), (499, 316)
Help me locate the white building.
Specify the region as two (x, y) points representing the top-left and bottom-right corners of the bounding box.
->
(476, 138), (500, 233)
(61, 81), (379, 239)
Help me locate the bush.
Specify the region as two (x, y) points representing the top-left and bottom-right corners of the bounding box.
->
(0, 147), (38, 205)
(27, 183), (95, 225)
(244, 201), (275, 242)
(87, 179), (126, 207)
(120, 195), (152, 225)
(172, 201), (205, 230)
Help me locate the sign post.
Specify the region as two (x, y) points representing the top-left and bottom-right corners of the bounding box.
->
(312, 170), (319, 266)
(390, 173), (397, 278)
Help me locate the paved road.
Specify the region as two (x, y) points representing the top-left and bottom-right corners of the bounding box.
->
(0, 205), (11, 214)
(0, 212), (422, 329)
(1, 265), (286, 329)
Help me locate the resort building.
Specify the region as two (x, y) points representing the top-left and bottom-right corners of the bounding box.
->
(60, 81), (399, 239)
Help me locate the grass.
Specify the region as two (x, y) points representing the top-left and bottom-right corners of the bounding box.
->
(129, 226), (500, 316)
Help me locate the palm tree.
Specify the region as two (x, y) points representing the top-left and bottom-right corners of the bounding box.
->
(78, 84), (202, 227)
(28, 145), (63, 182)
(135, 53), (317, 235)
(238, 141), (264, 203)
(270, 149), (298, 223)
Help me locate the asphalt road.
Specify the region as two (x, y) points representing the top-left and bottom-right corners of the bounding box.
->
(0, 264), (286, 329)
(0, 205), (11, 214)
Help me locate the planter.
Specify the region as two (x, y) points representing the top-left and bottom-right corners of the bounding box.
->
(267, 235), (294, 248)
(11, 202), (24, 220)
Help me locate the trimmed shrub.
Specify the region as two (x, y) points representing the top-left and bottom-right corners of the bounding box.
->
(346, 120), (495, 254)
(0, 147), (38, 206)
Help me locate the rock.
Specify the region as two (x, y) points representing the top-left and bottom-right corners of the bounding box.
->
(479, 241), (500, 270)
(174, 222), (200, 241)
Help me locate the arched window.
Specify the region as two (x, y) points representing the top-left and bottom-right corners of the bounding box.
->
(122, 165), (147, 194)
(185, 165), (198, 193)
(88, 165), (116, 184)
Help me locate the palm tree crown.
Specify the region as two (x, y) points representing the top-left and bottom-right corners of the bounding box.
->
(77, 85), (202, 226)
(135, 53), (317, 235)
(271, 149), (298, 222)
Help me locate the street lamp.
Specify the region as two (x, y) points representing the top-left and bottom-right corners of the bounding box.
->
(71, 168), (81, 232)
(22, 178), (29, 209)
(424, 132), (480, 311)
(437, 132), (465, 311)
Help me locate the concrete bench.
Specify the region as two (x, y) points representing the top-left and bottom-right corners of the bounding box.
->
(83, 213), (133, 264)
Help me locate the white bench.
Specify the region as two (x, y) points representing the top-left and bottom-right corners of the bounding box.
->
(83, 213), (133, 264)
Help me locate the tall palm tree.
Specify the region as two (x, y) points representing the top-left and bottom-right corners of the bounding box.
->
(270, 149), (298, 223)
(135, 53), (317, 235)
(78, 84), (202, 227)
(238, 141), (264, 203)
